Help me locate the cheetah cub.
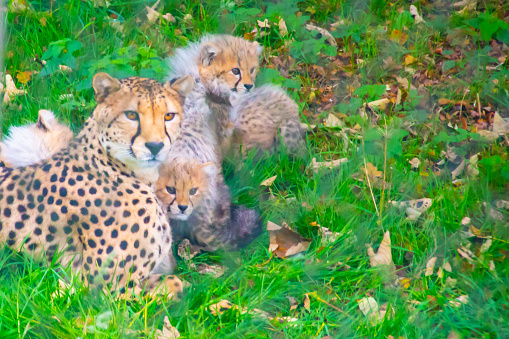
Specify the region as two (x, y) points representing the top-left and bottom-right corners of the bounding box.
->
(0, 110), (73, 168)
(167, 34), (305, 157)
(229, 85), (306, 157)
(155, 98), (262, 252)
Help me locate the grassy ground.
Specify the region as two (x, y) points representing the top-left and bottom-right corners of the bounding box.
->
(1, 0), (509, 337)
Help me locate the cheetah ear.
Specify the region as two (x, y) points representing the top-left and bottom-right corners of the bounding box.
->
(168, 75), (194, 98)
(36, 109), (58, 131)
(200, 162), (218, 177)
(252, 41), (263, 56)
(93, 72), (121, 103)
(200, 42), (220, 66)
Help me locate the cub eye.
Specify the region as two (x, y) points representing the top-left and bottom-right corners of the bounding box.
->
(250, 67), (255, 73)
(164, 113), (176, 121)
(166, 186), (176, 194)
(189, 188), (198, 195)
(231, 68), (240, 75)
(125, 111), (139, 121)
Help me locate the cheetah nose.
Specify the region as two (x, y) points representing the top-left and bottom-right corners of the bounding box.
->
(178, 205), (188, 212)
(244, 84), (253, 91)
(145, 142), (164, 156)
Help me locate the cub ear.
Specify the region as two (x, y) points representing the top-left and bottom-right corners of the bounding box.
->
(200, 161), (218, 177)
(93, 72), (121, 103)
(200, 42), (220, 66)
(36, 109), (58, 131)
(168, 75), (195, 97)
(252, 41), (263, 56)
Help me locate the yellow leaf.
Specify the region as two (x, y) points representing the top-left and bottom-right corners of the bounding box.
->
(16, 71), (32, 84)
(404, 54), (417, 65)
(364, 162), (383, 180)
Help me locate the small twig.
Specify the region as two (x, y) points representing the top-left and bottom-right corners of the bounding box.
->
(308, 292), (344, 313)
(361, 138), (380, 217)
(255, 251), (274, 267)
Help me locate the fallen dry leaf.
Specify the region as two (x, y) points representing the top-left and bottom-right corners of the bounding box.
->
(318, 226), (340, 244)
(209, 300), (233, 316)
(257, 19), (270, 28)
(260, 175), (277, 187)
(367, 231), (395, 272)
(390, 198), (432, 214)
(309, 157), (347, 172)
(162, 13), (176, 23)
(267, 221), (310, 258)
(303, 293), (311, 311)
(449, 295), (469, 308)
(4, 74), (26, 103)
(409, 5), (425, 24)
(358, 297), (390, 324)
(287, 296), (298, 311)
(197, 263), (225, 277)
(146, 0), (161, 23)
(408, 157), (421, 169)
(154, 316), (180, 339)
(404, 54), (417, 66)
(306, 24), (337, 46)
(16, 71), (32, 84)
(324, 113), (343, 127)
(278, 17), (288, 36)
(367, 98), (391, 110)
(364, 162), (383, 180)
(425, 257), (437, 276)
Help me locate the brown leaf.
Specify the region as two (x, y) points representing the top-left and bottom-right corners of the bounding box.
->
(303, 293), (310, 311)
(267, 221), (310, 258)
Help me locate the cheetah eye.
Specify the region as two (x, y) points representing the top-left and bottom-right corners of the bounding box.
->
(250, 67), (255, 73)
(189, 188), (198, 195)
(164, 113), (176, 121)
(125, 111), (139, 121)
(166, 186), (176, 194)
(231, 68), (240, 75)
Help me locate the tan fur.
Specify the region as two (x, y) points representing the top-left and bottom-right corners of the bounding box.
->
(0, 110), (73, 168)
(0, 73), (196, 298)
(155, 160), (213, 218)
(93, 73), (194, 184)
(198, 36), (261, 96)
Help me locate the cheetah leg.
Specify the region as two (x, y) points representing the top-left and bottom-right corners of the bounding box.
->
(279, 120), (306, 157)
(135, 274), (184, 299)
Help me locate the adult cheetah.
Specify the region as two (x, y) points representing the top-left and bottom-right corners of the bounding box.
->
(0, 72), (194, 297)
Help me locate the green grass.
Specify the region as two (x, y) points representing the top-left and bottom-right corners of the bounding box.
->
(2, 0), (509, 337)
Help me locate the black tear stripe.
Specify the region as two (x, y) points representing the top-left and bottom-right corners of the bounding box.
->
(170, 197), (176, 207)
(129, 101), (142, 157)
(234, 59), (242, 91)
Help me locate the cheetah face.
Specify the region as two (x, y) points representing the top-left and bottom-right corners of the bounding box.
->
(155, 160), (217, 220)
(198, 38), (262, 99)
(92, 73), (194, 171)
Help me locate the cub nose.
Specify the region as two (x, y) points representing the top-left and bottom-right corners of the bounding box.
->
(244, 84), (253, 91)
(178, 205), (188, 212)
(145, 142), (164, 156)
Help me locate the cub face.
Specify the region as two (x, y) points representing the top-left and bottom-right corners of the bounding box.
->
(156, 159), (217, 219)
(198, 36), (263, 98)
(92, 73), (194, 171)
